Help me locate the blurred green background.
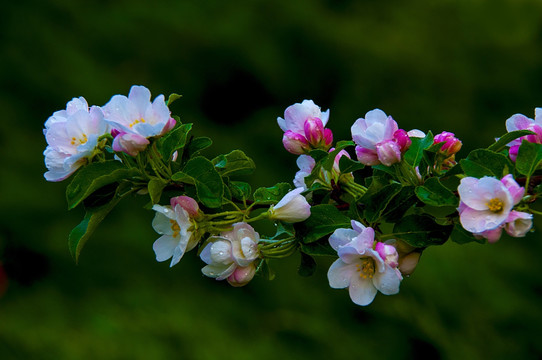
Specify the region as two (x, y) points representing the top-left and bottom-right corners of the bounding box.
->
(1, 0), (542, 359)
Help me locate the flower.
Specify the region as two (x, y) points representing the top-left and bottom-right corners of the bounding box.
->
(433, 131), (462, 157)
(293, 149), (354, 190)
(457, 175), (524, 234)
(505, 108), (542, 161)
(351, 109), (411, 166)
(200, 222), (260, 287)
(268, 188), (311, 222)
(151, 196), (201, 267)
(327, 220), (402, 306)
(472, 210), (533, 243)
(278, 100), (333, 154)
(43, 97), (108, 181)
(102, 85), (176, 156)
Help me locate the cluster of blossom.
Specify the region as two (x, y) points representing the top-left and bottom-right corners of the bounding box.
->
(44, 85), (541, 307)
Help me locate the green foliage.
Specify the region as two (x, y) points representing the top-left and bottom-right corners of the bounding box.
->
(253, 183), (291, 203)
(158, 123), (192, 160)
(300, 239), (336, 256)
(392, 214), (453, 248)
(166, 93), (182, 106)
(487, 130), (535, 152)
(516, 141), (542, 178)
(297, 252), (317, 277)
(404, 131), (434, 167)
(228, 181), (252, 202)
(360, 177), (402, 223)
(460, 149), (513, 178)
(148, 177), (168, 204)
(65, 161), (139, 210)
(415, 177), (458, 207)
(295, 204), (351, 244)
(338, 156), (365, 173)
(212, 150), (256, 177)
(450, 223), (486, 245)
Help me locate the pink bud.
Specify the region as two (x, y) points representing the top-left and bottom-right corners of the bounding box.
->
(398, 251), (421, 276)
(500, 174), (524, 205)
(509, 145), (519, 162)
(227, 264), (256, 287)
(170, 196), (199, 217)
(375, 242), (399, 268)
(160, 117), (177, 135)
(355, 146), (380, 166)
(112, 131), (150, 156)
(111, 128), (121, 138)
(434, 131), (462, 156)
(376, 140), (402, 166)
(323, 128), (333, 148)
(505, 211), (532, 237)
(282, 131), (310, 155)
(304, 117), (325, 146)
(393, 129), (411, 152)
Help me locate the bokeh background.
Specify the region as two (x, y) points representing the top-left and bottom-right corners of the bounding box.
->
(1, 0), (542, 359)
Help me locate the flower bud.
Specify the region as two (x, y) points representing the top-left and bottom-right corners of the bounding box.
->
(227, 264), (256, 287)
(375, 242), (399, 268)
(304, 117), (325, 146)
(282, 131), (310, 155)
(112, 131), (150, 156)
(269, 188), (311, 223)
(160, 117), (177, 135)
(505, 211), (533, 237)
(500, 174), (524, 205)
(393, 129), (411, 152)
(170, 196), (200, 218)
(323, 128), (333, 148)
(434, 131), (462, 156)
(376, 140), (402, 166)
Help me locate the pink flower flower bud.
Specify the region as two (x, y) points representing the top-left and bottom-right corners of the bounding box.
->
(376, 140), (402, 166)
(227, 264), (256, 287)
(304, 117), (325, 146)
(500, 174), (524, 205)
(355, 146), (380, 166)
(269, 188), (311, 223)
(170, 196), (200, 217)
(112, 131), (150, 156)
(505, 211), (533, 237)
(375, 242), (399, 268)
(323, 128), (333, 148)
(393, 129), (411, 152)
(282, 131), (310, 155)
(434, 131), (462, 156)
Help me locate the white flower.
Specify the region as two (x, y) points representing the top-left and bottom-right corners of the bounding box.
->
(43, 97), (108, 181)
(268, 188), (311, 223)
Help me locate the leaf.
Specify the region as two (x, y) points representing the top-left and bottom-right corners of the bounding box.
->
(338, 156), (365, 173)
(300, 239), (336, 256)
(68, 196), (122, 263)
(359, 178), (402, 223)
(148, 177), (168, 204)
(404, 131), (434, 166)
(460, 149), (513, 178)
(487, 130), (535, 152)
(450, 224), (485, 245)
(295, 204), (351, 244)
(309, 149), (329, 162)
(322, 141), (354, 171)
(172, 156), (223, 208)
(158, 123), (192, 160)
(212, 150), (256, 177)
(166, 93), (182, 106)
(415, 177), (458, 207)
(66, 161), (139, 210)
(516, 141), (542, 178)
(183, 137), (213, 161)
(253, 183), (291, 203)
(257, 259), (275, 280)
(228, 181), (252, 201)
(381, 186), (416, 222)
(392, 214), (453, 248)
(298, 252), (317, 277)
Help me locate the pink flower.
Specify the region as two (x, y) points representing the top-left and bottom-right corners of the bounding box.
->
(351, 109), (411, 166)
(457, 175), (524, 234)
(278, 100), (333, 154)
(327, 221), (402, 306)
(43, 97), (108, 181)
(293, 149), (353, 190)
(505, 108), (542, 161)
(103, 85), (176, 156)
(434, 131), (462, 156)
(505, 211), (533, 237)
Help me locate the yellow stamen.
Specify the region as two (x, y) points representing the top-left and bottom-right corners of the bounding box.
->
(170, 219), (180, 237)
(487, 198), (504, 213)
(70, 134), (88, 146)
(356, 258), (375, 279)
(129, 118), (146, 128)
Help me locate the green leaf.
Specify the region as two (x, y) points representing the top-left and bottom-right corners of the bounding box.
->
(66, 161), (139, 210)
(404, 131), (434, 166)
(338, 156), (365, 173)
(415, 177), (458, 207)
(309, 149), (329, 162)
(450, 224), (485, 245)
(516, 141), (542, 178)
(381, 186), (416, 222)
(68, 196), (122, 263)
(257, 259), (275, 280)
(300, 239), (336, 256)
(212, 150), (256, 177)
(322, 141), (354, 171)
(298, 252), (317, 277)
(166, 93), (182, 106)
(360, 178), (402, 223)
(184, 137), (213, 161)
(460, 149), (513, 178)
(487, 130), (535, 153)
(158, 123), (192, 160)
(392, 214), (453, 248)
(148, 177), (168, 204)
(253, 183), (291, 203)
(228, 181), (252, 201)
(296, 204), (351, 244)
(172, 156), (224, 208)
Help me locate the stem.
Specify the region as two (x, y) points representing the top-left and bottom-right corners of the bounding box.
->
(245, 212), (270, 223)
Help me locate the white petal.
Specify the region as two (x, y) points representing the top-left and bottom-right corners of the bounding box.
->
(327, 259), (355, 289)
(373, 265), (401, 295)
(348, 274), (378, 306)
(152, 235), (178, 262)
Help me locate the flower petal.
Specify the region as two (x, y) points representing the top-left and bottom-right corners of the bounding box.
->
(327, 259), (355, 289)
(348, 274), (378, 306)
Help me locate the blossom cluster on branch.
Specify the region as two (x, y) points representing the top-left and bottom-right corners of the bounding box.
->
(43, 85), (542, 306)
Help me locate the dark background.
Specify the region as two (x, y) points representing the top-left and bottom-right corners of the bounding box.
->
(1, 0), (542, 359)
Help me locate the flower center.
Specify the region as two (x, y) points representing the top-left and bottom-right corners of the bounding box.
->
(487, 198), (504, 213)
(170, 219), (180, 237)
(70, 133), (88, 146)
(129, 118), (146, 128)
(356, 258), (375, 279)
